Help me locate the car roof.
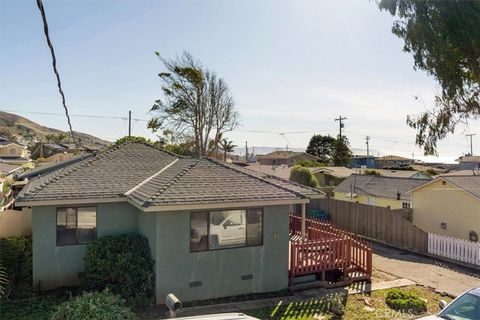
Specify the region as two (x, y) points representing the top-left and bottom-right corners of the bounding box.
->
(176, 313), (258, 320)
(468, 288), (480, 297)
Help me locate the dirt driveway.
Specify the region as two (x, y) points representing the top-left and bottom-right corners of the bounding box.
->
(371, 243), (480, 297)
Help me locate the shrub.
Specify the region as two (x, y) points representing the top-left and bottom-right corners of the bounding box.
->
(385, 289), (427, 315)
(0, 236), (32, 299)
(84, 234), (154, 306)
(289, 165), (319, 187)
(363, 169), (381, 176)
(294, 159), (326, 167)
(51, 290), (137, 320)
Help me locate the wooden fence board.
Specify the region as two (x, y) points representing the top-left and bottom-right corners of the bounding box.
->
(312, 197), (428, 253)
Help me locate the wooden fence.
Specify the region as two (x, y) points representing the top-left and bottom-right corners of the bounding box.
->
(428, 233), (480, 266)
(0, 209), (32, 238)
(310, 197), (428, 253)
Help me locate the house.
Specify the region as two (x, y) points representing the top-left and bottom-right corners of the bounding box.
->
(375, 155), (415, 169)
(334, 174), (429, 209)
(410, 175), (480, 241)
(310, 167), (357, 194)
(349, 155), (375, 169)
(256, 151), (319, 166)
(15, 141), (323, 303)
(30, 143), (74, 160)
(245, 163), (292, 180)
(369, 169), (433, 180)
(0, 135), (29, 163)
(455, 155), (480, 171)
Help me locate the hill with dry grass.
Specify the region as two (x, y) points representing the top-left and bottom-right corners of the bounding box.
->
(0, 111), (109, 149)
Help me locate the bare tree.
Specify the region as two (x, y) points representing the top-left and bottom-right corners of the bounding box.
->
(148, 52), (240, 157)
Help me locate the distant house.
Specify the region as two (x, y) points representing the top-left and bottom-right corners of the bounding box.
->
(257, 151), (319, 166)
(245, 163), (292, 180)
(375, 155), (415, 169)
(410, 175), (480, 241)
(334, 174), (429, 209)
(0, 135), (29, 163)
(349, 155), (375, 169)
(370, 169), (432, 180)
(30, 143), (76, 160)
(16, 142), (323, 303)
(455, 155), (480, 171)
(310, 167), (357, 194)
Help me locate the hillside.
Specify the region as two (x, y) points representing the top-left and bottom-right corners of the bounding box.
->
(0, 111), (110, 149)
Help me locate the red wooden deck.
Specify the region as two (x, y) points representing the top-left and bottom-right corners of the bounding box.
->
(289, 214), (372, 287)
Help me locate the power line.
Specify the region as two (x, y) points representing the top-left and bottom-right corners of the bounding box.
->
(35, 0), (78, 147)
(0, 109), (149, 121)
(334, 116), (347, 141)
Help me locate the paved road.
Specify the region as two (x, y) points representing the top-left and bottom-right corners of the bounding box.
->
(372, 243), (480, 297)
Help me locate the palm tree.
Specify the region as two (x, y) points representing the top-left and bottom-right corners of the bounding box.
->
(219, 139), (236, 162)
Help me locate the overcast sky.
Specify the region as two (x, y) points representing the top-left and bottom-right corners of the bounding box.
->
(1, 0), (478, 162)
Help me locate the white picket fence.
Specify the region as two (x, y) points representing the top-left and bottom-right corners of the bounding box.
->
(428, 233), (480, 266)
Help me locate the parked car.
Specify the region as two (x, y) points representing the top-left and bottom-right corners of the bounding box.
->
(418, 287), (480, 320)
(177, 313), (259, 319)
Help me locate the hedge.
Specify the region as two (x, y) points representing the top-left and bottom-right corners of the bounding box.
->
(51, 290), (137, 320)
(84, 233), (154, 306)
(385, 289), (427, 315)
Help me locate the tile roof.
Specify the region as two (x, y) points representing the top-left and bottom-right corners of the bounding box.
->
(17, 153), (95, 180)
(456, 155), (480, 163)
(310, 167), (358, 179)
(335, 174), (430, 201)
(18, 142), (322, 208)
(245, 163), (292, 179)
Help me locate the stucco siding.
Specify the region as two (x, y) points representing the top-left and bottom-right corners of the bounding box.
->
(138, 211), (157, 264)
(32, 202), (139, 290)
(153, 205), (290, 303)
(412, 179), (480, 240)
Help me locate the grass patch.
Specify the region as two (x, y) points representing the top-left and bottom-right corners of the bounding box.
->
(243, 286), (452, 319)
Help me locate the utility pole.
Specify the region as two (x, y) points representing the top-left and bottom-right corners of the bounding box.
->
(128, 110), (132, 137)
(466, 133), (476, 155)
(245, 141), (248, 163)
(365, 136), (370, 156)
(334, 116), (347, 141)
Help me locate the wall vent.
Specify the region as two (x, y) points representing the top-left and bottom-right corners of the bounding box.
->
(189, 281), (202, 288)
(241, 274), (253, 280)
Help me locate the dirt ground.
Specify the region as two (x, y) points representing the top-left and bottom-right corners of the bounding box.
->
(371, 243), (480, 297)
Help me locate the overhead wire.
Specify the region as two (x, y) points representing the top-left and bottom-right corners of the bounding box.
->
(35, 0), (78, 147)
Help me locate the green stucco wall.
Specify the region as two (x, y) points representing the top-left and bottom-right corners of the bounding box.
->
(32, 202), (139, 290)
(32, 202), (290, 304)
(153, 205), (290, 303)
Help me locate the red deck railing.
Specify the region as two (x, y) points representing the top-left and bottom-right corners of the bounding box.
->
(289, 214), (372, 285)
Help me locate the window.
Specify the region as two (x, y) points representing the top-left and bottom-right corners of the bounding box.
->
(190, 208), (263, 252)
(57, 207), (96, 246)
(402, 202), (411, 209)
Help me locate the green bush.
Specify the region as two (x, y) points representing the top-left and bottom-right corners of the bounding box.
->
(0, 236), (32, 299)
(363, 169), (381, 176)
(294, 159), (326, 167)
(385, 289), (427, 315)
(84, 233), (154, 306)
(51, 290), (137, 320)
(289, 165), (319, 187)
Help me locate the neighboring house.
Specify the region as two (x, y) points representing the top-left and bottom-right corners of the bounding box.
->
(310, 167), (357, 194)
(375, 155), (415, 169)
(349, 155), (375, 169)
(15, 142), (323, 304)
(30, 142), (78, 160)
(369, 169), (433, 180)
(455, 155), (480, 171)
(334, 174), (429, 209)
(410, 175), (480, 241)
(256, 151), (319, 166)
(0, 135), (29, 163)
(245, 163), (292, 180)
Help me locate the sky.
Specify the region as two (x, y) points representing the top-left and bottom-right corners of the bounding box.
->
(1, 0), (479, 163)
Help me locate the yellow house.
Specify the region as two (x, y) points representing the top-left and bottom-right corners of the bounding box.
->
(410, 175), (480, 241)
(334, 174), (430, 209)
